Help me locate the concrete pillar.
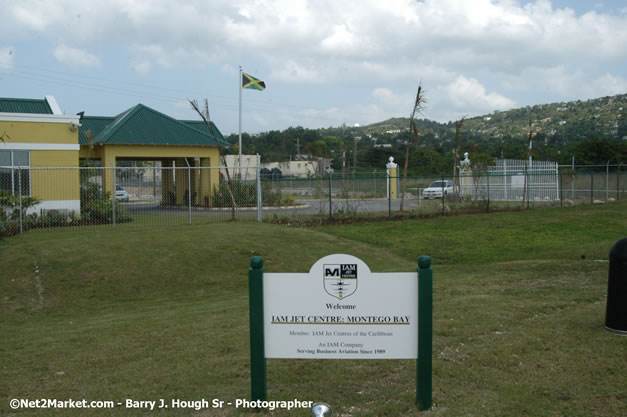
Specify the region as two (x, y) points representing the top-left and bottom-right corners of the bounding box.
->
(162, 160), (175, 205)
(386, 156), (398, 200)
(101, 148), (115, 196)
(175, 159), (187, 205)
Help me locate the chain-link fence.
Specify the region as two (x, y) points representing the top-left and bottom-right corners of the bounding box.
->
(1, 165), (625, 235)
(261, 166), (626, 223)
(0, 165), (265, 235)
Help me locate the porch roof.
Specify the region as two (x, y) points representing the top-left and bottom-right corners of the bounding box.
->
(78, 104), (228, 147)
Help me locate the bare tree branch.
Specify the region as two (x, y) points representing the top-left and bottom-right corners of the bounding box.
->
(400, 84), (426, 211)
(189, 98), (238, 219)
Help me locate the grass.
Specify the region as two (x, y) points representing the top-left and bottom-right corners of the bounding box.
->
(1, 201), (626, 416)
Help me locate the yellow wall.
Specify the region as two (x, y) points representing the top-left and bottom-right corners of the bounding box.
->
(29, 151), (80, 200)
(0, 121), (78, 144)
(1, 119), (80, 203)
(30, 150), (78, 167)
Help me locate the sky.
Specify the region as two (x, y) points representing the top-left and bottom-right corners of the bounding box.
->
(1, 0), (626, 135)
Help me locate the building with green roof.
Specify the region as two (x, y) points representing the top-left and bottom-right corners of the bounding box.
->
(78, 103), (228, 205)
(2, 96), (228, 213)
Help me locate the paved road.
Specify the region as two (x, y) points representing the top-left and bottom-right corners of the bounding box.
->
(123, 198), (427, 217)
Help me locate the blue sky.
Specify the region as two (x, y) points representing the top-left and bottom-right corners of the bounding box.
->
(1, 0), (626, 135)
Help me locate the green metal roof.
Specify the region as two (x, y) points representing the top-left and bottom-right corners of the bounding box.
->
(78, 104), (229, 147)
(0, 97), (53, 114)
(181, 120), (228, 145)
(78, 116), (115, 145)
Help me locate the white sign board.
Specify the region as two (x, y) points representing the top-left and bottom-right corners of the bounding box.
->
(263, 254), (418, 359)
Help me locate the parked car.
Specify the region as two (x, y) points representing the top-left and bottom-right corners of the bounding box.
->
(115, 184), (129, 202)
(422, 180), (457, 199)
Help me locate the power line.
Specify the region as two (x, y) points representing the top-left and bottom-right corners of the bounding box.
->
(0, 62), (378, 124)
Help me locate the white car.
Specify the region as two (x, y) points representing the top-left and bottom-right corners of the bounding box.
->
(422, 180), (456, 199)
(115, 184), (129, 202)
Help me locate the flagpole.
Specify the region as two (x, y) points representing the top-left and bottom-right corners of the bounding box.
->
(238, 66), (243, 172)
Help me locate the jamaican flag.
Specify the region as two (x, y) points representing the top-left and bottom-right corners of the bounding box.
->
(242, 72), (266, 91)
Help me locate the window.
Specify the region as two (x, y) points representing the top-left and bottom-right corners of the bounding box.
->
(0, 150), (30, 196)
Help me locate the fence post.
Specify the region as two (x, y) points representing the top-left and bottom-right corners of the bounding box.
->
(606, 161), (609, 202)
(328, 174), (333, 221)
(591, 173), (594, 204)
(248, 256), (267, 402)
(618, 164), (621, 201)
(110, 163), (116, 227)
(486, 172), (490, 213)
(185, 158), (192, 225)
(388, 176), (392, 220)
(417, 255), (433, 411)
(17, 168), (23, 234)
(352, 169), (356, 195)
(441, 175), (445, 216)
(373, 169), (377, 197)
(559, 172), (563, 207)
(526, 166), (530, 210)
(257, 154), (262, 222)
(571, 157), (575, 199)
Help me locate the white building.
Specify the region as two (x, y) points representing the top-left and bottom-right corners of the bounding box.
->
(222, 154), (258, 181)
(263, 160), (318, 177)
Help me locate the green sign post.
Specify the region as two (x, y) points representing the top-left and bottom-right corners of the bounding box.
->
(417, 255), (433, 410)
(248, 255), (433, 410)
(248, 256), (266, 402)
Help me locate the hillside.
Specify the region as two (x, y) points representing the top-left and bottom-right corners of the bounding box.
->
(362, 93), (627, 143)
(228, 93), (626, 170)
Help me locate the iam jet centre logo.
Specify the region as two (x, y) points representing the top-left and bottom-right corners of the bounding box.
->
(323, 263), (358, 299)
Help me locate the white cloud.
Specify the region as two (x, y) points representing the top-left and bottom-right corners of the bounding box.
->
(590, 73), (627, 97)
(53, 45), (102, 67)
(2, 1), (626, 77)
(446, 75), (516, 112)
(0, 0), (625, 130)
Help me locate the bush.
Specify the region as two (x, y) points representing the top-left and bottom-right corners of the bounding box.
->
(81, 196), (129, 224)
(0, 191), (41, 237)
(210, 180), (296, 208)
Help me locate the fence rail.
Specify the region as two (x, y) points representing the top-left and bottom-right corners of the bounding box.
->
(1, 165), (625, 235)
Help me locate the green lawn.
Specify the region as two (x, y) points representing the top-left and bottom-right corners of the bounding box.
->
(1, 202), (626, 416)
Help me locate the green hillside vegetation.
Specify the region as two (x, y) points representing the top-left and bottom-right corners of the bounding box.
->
(227, 94), (626, 173)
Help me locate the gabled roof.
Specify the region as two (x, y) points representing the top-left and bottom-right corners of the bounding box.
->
(0, 97), (53, 114)
(78, 104), (229, 147)
(79, 116), (115, 145)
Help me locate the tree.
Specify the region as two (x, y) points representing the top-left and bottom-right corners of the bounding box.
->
(400, 84), (426, 211)
(468, 151), (495, 200)
(564, 137), (626, 166)
(305, 140), (329, 157)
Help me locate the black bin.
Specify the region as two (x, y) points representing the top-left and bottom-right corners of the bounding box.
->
(605, 237), (627, 334)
